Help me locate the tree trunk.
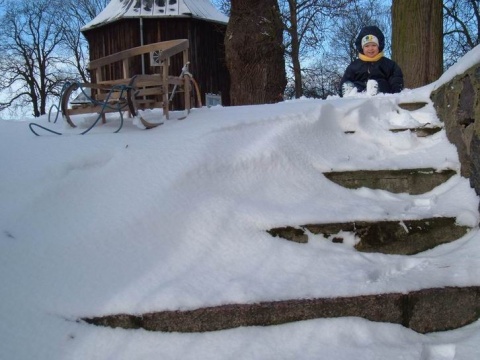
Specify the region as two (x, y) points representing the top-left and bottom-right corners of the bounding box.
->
(225, 0), (286, 105)
(287, 0), (303, 98)
(392, 0), (443, 89)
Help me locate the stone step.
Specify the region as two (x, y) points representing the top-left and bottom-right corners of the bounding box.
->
(397, 102), (428, 111)
(390, 126), (443, 137)
(344, 126), (442, 137)
(323, 168), (456, 195)
(267, 217), (470, 255)
(346, 101), (441, 137)
(84, 286), (480, 334)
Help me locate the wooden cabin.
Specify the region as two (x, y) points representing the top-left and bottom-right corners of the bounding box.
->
(81, 0), (230, 107)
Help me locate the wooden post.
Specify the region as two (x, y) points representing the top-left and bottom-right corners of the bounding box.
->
(183, 49), (191, 113)
(122, 58), (129, 79)
(162, 59), (169, 120)
(95, 68), (107, 123)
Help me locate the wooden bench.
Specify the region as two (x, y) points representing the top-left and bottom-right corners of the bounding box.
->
(61, 39), (191, 129)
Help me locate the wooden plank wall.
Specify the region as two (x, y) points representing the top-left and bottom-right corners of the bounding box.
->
(83, 18), (230, 107)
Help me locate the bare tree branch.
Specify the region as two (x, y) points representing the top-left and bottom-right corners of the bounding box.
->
(0, 0), (71, 116)
(443, 0), (480, 68)
(280, 0), (350, 98)
(0, 0), (108, 117)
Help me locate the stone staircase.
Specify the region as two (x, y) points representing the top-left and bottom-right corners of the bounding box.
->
(323, 168), (456, 195)
(268, 217), (469, 255)
(83, 102), (480, 335)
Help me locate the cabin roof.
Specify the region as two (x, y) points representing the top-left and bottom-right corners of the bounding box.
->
(82, 0), (228, 31)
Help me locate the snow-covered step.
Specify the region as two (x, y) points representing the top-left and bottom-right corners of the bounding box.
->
(343, 101), (441, 136)
(323, 168), (456, 195)
(397, 102), (428, 111)
(344, 126), (442, 136)
(84, 286), (480, 334)
(393, 102), (442, 137)
(389, 126), (443, 137)
(267, 217), (471, 255)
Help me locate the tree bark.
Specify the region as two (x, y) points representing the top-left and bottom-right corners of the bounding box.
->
(287, 0), (303, 98)
(225, 0), (286, 105)
(392, 0), (443, 89)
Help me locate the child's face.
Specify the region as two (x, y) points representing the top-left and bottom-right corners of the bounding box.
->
(363, 43), (379, 58)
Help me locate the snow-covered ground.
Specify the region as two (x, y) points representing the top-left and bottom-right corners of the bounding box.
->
(1, 46), (480, 360)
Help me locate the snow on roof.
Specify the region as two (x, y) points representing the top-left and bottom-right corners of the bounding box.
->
(82, 0), (229, 31)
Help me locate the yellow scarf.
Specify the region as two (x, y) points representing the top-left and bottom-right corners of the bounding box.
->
(359, 51), (384, 62)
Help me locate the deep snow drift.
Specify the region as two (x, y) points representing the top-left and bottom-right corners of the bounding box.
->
(1, 46), (480, 359)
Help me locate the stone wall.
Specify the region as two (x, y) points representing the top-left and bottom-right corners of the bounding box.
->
(431, 64), (480, 197)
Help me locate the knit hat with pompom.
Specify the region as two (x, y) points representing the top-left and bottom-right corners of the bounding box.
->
(355, 26), (385, 53)
(361, 34), (379, 48)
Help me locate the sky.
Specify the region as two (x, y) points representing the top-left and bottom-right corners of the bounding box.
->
(1, 45), (480, 359)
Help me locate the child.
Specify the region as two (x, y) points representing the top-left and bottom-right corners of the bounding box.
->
(340, 26), (404, 97)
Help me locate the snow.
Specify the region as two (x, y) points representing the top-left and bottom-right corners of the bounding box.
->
(1, 45), (480, 359)
(82, 0), (229, 31)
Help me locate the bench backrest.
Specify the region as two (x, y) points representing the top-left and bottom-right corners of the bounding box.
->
(88, 39), (189, 82)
